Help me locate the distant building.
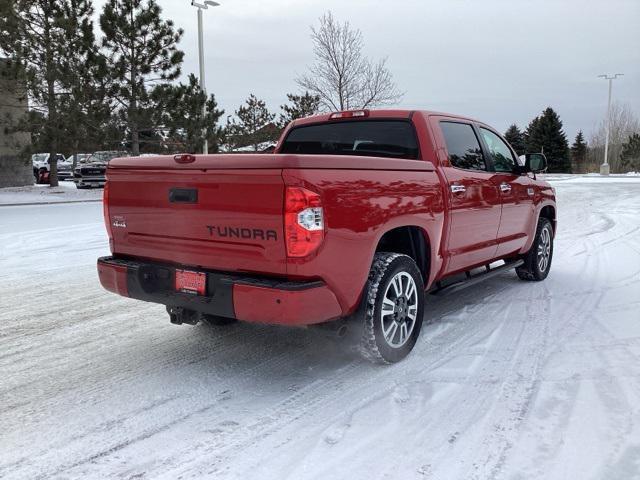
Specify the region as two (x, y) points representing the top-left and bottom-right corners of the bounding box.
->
(0, 58), (32, 187)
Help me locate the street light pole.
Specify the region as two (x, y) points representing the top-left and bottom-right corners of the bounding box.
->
(191, 1), (220, 155)
(598, 73), (624, 175)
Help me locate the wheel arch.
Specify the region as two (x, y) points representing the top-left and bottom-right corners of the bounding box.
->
(374, 225), (431, 284)
(539, 204), (557, 233)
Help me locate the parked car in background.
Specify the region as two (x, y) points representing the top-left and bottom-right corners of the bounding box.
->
(56, 162), (74, 182)
(32, 153), (70, 183)
(66, 153), (92, 165)
(74, 151), (128, 189)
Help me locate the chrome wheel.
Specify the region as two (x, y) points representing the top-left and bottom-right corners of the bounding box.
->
(537, 226), (552, 272)
(380, 271), (418, 348)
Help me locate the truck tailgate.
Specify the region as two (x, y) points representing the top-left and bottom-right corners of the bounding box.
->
(106, 167), (286, 275)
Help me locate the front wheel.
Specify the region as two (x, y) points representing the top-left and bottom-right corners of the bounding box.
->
(359, 253), (425, 364)
(516, 217), (554, 281)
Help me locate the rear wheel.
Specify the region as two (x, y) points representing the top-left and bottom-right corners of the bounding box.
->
(516, 217), (554, 281)
(359, 253), (424, 364)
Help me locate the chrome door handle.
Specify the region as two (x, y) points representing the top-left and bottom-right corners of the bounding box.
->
(450, 184), (466, 194)
(500, 183), (512, 193)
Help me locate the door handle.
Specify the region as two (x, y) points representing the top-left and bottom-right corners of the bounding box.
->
(500, 183), (512, 193)
(450, 184), (466, 194)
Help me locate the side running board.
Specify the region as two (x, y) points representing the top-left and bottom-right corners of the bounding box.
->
(429, 259), (524, 297)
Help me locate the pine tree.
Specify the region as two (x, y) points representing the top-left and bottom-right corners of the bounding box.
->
(151, 74), (224, 153)
(100, 0), (184, 156)
(226, 94), (277, 152)
(570, 130), (588, 173)
(619, 133), (640, 172)
(504, 124), (525, 156)
(279, 92), (321, 128)
(57, 0), (116, 163)
(0, 0), (95, 186)
(525, 107), (570, 173)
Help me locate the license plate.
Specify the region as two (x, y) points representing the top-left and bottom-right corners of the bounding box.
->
(175, 269), (206, 295)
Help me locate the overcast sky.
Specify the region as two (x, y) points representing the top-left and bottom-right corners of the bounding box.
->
(96, 0), (639, 140)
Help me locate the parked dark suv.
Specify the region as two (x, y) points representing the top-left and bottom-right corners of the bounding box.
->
(74, 151), (128, 189)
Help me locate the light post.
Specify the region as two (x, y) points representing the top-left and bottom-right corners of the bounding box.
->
(191, 0), (220, 155)
(598, 73), (623, 175)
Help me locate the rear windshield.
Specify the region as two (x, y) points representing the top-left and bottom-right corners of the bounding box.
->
(280, 120), (420, 159)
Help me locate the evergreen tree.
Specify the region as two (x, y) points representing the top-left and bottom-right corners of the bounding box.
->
(279, 92), (321, 128)
(0, 0), (95, 186)
(151, 74), (224, 153)
(504, 124), (526, 156)
(57, 0), (117, 163)
(619, 133), (640, 172)
(525, 107), (570, 173)
(570, 130), (588, 173)
(226, 94), (277, 152)
(100, 0), (184, 156)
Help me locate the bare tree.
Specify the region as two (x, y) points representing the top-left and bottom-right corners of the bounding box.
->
(296, 12), (402, 111)
(588, 102), (640, 172)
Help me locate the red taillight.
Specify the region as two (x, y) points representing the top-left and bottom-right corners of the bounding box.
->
(284, 187), (324, 258)
(329, 110), (369, 120)
(103, 180), (113, 252)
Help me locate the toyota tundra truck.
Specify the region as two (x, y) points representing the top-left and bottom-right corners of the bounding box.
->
(97, 109), (556, 363)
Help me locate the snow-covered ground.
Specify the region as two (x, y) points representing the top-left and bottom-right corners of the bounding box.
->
(1, 177), (639, 479)
(0, 182), (102, 205)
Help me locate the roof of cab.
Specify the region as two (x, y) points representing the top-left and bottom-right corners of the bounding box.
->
(290, 109), (482, 127)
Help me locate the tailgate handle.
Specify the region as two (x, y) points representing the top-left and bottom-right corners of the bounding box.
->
(169, 188), (198, 204)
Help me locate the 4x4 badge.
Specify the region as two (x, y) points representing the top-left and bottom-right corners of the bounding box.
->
(112, 216), (127, 228)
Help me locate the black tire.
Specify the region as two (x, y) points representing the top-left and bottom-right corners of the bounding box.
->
(359, 253), (425, 364)
(516, 217), (554, 281)
(200, 313), (238, 327)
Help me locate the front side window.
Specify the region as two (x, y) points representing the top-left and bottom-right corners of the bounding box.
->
(440, 122), (486, 171)
(479, 128), (516, 173)
(280, 120), (419, 159)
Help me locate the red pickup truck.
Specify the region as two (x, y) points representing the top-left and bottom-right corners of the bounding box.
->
(98, 109), (556, 363)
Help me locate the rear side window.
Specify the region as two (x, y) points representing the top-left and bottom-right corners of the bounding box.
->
(280, 120), (419, 159)
(440, 122), (487, 171)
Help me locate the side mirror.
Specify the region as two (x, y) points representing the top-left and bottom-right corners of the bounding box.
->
(523, 153), (547, 173)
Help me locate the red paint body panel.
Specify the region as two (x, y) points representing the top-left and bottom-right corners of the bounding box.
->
(281, 167), (445, 314)
(233, 283), (342, 325)
(107, 168), (288, 275)
(97, 261), (128, 297)
(100, 109), (556, 326)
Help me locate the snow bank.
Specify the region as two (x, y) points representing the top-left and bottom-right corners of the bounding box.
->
(0, 182), (102, 205)
(542, 173), (640, 183)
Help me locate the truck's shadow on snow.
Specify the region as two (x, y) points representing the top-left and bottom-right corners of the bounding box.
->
(128, 271), (529, 385)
